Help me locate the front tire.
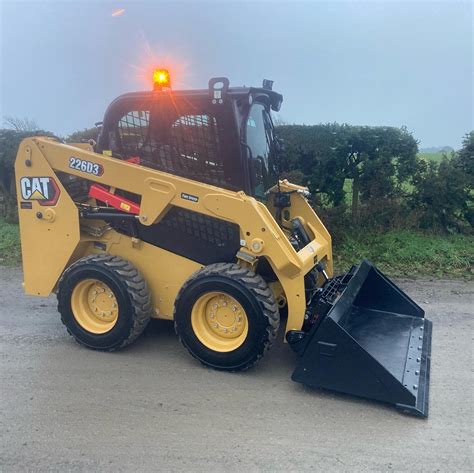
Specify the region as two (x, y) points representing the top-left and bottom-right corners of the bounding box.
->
(57, 254), (152, 351)
(174, 263), (280, 371)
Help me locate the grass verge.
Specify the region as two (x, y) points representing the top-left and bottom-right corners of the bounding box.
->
(334, 230), (473, 279)
(1, 220), (472, 278)
(0, 219), (21, 266)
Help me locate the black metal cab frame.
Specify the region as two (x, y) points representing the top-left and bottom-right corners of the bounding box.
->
(96, 79), (283, 197)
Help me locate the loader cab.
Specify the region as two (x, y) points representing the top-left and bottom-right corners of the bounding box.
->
(96, 77), (282, 198)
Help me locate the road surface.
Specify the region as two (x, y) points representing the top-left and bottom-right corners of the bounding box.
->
(0, 266), (472, 471)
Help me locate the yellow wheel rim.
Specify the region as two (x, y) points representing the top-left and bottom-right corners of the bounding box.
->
(71, 279), (119, 334)
(191, 292), (249, 352)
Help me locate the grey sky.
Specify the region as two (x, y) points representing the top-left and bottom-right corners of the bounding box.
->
(1, 0), (472, 148)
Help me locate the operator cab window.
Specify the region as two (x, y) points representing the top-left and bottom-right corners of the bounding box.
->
(115, 96), (240, 190)
(246, 103), (275, 198)
(169, 114), (225, 185)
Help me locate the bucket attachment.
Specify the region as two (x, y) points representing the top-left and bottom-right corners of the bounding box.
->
(288, 260), (432, 417)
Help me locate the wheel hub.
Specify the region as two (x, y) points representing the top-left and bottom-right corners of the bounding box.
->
(206, 294), (245, 338)
(71, 279), (119, 334)
(191, 292), (249, 352)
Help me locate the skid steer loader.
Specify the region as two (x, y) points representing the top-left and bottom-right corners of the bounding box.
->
(15, 72), (432, 416)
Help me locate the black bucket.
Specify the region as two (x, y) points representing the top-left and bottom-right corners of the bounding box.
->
(290, 260), (432, 417)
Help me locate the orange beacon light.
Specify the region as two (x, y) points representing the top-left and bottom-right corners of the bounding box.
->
(153, 69), (171, 90)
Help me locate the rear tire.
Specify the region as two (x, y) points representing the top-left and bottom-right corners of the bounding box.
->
(57, 254), (152, 351)
(174, 263), (280, 371)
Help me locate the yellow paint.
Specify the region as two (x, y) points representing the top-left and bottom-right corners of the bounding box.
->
(70, 279), (118, 334)
(93, 229), (202, 319)
(191, 292), (248, 352)
(15, 140), (80, 296)
(29, 189), (46, 200)
(15, 137), (333, 335)
(69, 142), (95, 152)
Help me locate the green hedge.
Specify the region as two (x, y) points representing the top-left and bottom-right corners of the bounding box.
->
(276, 126), (473, 235)
(1, 124), (472, 234)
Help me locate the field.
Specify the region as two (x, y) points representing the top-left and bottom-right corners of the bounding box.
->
(417, 151), (446, 163)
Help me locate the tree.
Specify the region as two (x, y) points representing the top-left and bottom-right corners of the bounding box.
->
(4, 116), (39, 132)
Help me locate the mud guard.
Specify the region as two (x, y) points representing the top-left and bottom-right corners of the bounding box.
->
(289, 260), (432, 417)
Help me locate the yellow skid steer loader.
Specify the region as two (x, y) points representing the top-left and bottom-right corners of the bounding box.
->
(15, 73), (432, 416)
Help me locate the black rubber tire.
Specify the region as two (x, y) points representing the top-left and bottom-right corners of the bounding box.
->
(174, 263), (280, 371)
(57, 254), (152, 351)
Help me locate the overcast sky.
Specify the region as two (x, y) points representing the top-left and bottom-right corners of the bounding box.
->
(1, 0), (472, 148)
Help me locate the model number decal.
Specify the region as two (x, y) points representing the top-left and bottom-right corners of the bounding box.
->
(181, 192), (199, 203)
(69, 157), (103, 176)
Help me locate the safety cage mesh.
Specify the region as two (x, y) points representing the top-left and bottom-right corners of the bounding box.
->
(117, 110), (227, 187)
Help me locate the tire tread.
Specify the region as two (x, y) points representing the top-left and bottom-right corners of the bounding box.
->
(57, 254), (152, 351)
(174, 263), (279, 371)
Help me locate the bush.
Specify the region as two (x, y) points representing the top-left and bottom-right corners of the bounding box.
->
(277, 125), (472, 235)
(277, 123), (418, 217)
(410, 154), (472, 232)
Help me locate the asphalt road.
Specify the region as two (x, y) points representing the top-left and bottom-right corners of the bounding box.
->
(1, 266), (473, 472)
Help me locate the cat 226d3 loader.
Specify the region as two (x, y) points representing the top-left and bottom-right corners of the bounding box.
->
(15, 71), (432, 416)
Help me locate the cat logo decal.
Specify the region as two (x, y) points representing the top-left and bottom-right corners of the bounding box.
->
(19, 177), (60, 206)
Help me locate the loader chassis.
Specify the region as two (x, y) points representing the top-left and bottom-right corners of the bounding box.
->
(15, 136), (331, 332)
(15, 78), (432, 416)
